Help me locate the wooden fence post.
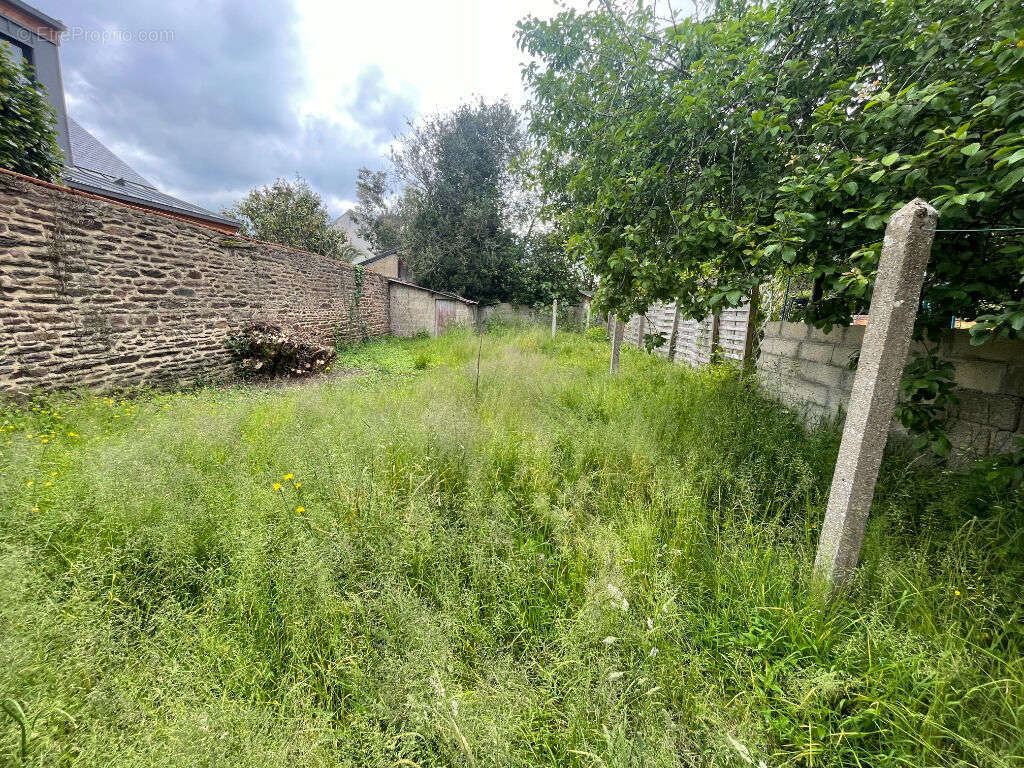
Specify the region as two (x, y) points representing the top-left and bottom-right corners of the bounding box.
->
(741, 286), (760, 369)
(667, 301), (681, 362)
(610, 318), (625, 373)
(814, 199), (938, 586)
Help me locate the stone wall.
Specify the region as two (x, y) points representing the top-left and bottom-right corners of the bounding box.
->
(388, 280), (476, 338)
(758, 320), (1024, 458)
(0, 170), (390, 395)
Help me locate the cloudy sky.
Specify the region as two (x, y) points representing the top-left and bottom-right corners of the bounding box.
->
(42, 0), (594, 218)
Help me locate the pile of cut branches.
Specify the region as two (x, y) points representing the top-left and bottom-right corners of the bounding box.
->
(226, 322), (335, 379)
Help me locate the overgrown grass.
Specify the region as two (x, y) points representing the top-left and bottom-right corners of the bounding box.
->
(1, 328), (1021, 767)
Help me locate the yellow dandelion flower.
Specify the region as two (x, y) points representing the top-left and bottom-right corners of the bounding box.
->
(294, 482), (301, 489)
(31, 506), (39, 513)
(26, 480), (34, 487)
(50, 472), (58, 477)
(295, 506), (305, 514)
(44, 481), (52, 487)
(284, 473), (294, 480)
(954, 589), (961, 596)
(273, 483), (282, 492)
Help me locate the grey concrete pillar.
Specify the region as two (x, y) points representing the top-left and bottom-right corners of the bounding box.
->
(610, 318), (625, 373)
(814, 198), (938, 586)
(551, 299), (558, 338)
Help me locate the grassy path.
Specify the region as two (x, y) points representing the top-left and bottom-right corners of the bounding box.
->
(2, 328), (1022, 766)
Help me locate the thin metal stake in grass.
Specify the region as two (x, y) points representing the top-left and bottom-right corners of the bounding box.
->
(474, 330), (483, 398)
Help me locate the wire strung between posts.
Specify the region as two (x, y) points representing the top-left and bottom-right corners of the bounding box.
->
(928, 226), (1024, 233)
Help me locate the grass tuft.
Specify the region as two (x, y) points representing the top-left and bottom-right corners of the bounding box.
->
(1, 328), (1021, 766)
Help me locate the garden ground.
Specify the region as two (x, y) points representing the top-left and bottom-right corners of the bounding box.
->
(1, 327), (1022, 766)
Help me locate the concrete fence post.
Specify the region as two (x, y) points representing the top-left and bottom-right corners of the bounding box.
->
(585, 299), (591, 329)
(814, 198), (938, 586)
(610, 317), (625, 373)
(551, 299), (558, 338)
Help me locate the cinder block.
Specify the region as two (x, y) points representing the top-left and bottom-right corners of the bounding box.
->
(955, 393), (989, 424)
(954, 360), (1007, 394)
(807, 325), (843, 344)
(1002, 365), (1024, 398)
(762, 321), (784, 338)
(949, 330), (1024, 363)
(841, 325), (866, 347)
(947, 419), (993, 462)
(781, 321), (809, 340)
(799, 340), (835, 364)
(830, 345), (860, 369)
(990, 430), (1023, 455)
(759, 337), (800, 358)
(783, 378), (831, 407)
(988, 395), (1022, 431)
(799, 359), (845, 388)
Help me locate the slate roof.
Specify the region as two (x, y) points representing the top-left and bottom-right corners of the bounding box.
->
(62, 117), (238, 229)
(353, 246), (399, 266)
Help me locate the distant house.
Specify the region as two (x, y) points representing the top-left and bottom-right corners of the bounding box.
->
(0, 0), (239, 234)
(354, 247), (412, 281)
(331, 210), (373, 260)
(331, 210), (412, 280)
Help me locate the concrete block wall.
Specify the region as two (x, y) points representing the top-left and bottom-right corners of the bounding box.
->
(388, 280), (475, 338)
(758, 320), (1024, 458)
(0, 170), (392, 395)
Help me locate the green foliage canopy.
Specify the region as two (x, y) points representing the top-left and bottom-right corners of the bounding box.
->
(225, 176), (349, 260)
(517, 0), (1024, 338)
(0, 44), (63, 181)
(364, 99), (591, 305)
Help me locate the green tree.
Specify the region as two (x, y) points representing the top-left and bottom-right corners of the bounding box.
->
(519, 0), (1024, 452)
(225, 176), (349, 260)
(390, 99), (527, 303)
(353, 167), (407, 254)
(0, 43), (63, 181)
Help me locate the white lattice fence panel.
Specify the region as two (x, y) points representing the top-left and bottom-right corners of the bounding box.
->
(718, 303), (752, 362)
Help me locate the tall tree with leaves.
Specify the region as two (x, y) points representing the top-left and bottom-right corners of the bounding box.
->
(519, 0), (1024, 453)
(0, 44), (63, 181)
(225, 176), (349, 260)
(390, 99), (527, 303)
(353, 168), (407, 254)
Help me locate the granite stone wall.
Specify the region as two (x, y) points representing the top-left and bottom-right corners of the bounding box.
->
(0, 170), (390, 395)
(758, 320), (1024, 459)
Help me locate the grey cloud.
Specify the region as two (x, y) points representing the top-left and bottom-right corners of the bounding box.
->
(42, 0), (416, 214)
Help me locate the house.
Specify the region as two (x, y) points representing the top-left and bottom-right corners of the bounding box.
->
(354, 247), (412, 281)
(331, 209), (412, 279)
(331, 210), (373, 260)
(0, 0), (239, 234)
